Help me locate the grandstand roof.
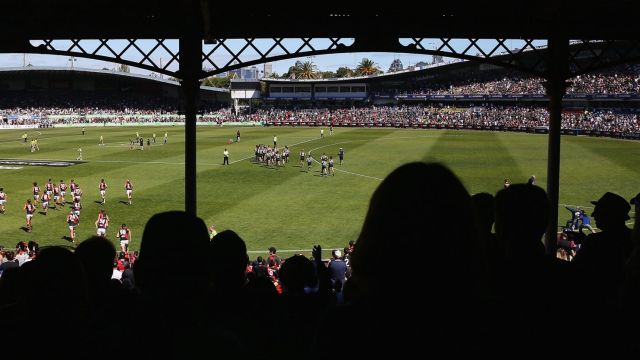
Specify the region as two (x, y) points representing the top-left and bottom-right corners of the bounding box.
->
(0, 67), (228, 93)
(0, 1), (636, 40)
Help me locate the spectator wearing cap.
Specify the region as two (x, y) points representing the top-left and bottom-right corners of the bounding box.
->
(573, 192), (633, 306)
(328, 249), (347, 292)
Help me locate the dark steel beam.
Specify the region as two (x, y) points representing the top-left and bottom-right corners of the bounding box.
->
(544, 36), (569, 255)
(179, 33), (202, 216)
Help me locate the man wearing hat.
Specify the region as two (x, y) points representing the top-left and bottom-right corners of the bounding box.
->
(573, 192), (633, 304)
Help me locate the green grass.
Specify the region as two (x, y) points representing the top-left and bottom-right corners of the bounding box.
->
(0, 126), (637, 256)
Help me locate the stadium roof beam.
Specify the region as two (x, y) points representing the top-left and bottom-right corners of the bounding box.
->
(1, 0), (638, 253)
(1, 1), (639, 39)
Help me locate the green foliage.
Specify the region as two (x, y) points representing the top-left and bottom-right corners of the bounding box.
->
(320, 71), (337, 79)
(202, 76), (231, 88)
(355, 58), (381, 76)
(282, 60), (319, 79)
(336, 66), (354, 78)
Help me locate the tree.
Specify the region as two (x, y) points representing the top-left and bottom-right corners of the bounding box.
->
(116, 63), (130, 73)
(320, 70), (337, 79)
(355, 58), (380, 76)
(336, 66), (354, 78)
(282, 66), (296, 79)
(202, 76), (231, 88)
(292, 60), (319, 79)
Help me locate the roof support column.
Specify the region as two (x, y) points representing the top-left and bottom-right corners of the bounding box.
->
(544, 35), (569, 255)
(180, 34), (202, 216)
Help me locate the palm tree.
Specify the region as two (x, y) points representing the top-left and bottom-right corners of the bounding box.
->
(292, 60), (319, 79)
(355, 58), (380, 76)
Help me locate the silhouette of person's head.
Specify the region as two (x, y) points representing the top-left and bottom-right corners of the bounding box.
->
(350, 162), (474, 301)
(75, 236), (116, 286)
(209, 230), (249, 290)
(591, 192), (631, 230)
(23, 247), (89, 334)
(495, 184), (548, 259)
(471, 192), (495, 236)
(135, 211), (210, 294)
(279, 254), (317, 295)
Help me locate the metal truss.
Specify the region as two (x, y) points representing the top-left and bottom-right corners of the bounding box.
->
(16, 37), (640, 80)
(401, 38), (547, 76)
(26, 39), (181, 78)
(201, 38), (355, 77)
(568, 40), (640, 77)
(201, 37), (548, 77)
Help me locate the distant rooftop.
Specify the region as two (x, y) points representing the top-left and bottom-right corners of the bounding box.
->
(0, 66), (229, 93)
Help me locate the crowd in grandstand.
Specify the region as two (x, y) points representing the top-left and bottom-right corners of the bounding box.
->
(1, 164), (639, 357)
(3, 104), (640, 134)
(2, 67), (640, 138)
(0, 93), (225, 126)
(219, 105), (640, 134)
(389, 66), (640, 95)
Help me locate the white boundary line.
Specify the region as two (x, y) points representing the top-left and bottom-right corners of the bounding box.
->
(301, 133), (465, 180)
(100, 142), (167, 148)
(247, 249), (341, 254)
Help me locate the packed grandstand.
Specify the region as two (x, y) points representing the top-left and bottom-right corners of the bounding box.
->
(2, 64), (639, 139)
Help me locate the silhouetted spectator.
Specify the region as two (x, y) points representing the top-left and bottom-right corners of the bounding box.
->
(470, 192), (497, 298)
(75, 236), (132, 353)
(279, 254), (323, 357)
(132, 211), (211, 358)
(573, 192), (633, 306)
(2, 247), (90, 358)
(494, 184), (554, 326)
(316, 163), (479, 357)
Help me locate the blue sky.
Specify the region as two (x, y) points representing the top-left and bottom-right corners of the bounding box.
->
(0, 38), (547, 77)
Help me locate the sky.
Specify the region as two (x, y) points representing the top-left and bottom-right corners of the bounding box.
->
(0, 38), (547, 77)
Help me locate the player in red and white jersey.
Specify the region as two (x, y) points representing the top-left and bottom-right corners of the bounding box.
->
(117, 223), (132, 253)
(124, 179), (133, 205)
(0, 187), (6, 214)
(70, 179), (77, 193)
(67, 209), (80, 243)
(95, 209), (109, 237)
(32, 182), (40, 204)
(41, 192), (50, 215)
(99, 179), (108, 205)
(24, 199), (36, 232)
(72, 198), (82, 218)
(74, 186), (83, 204)
(0, 188), (7, 214)
(60, 179), (67, 205)
(45, 178), (53, 197)
(59, 180), (67, 204)
(52, 182), (60, 209)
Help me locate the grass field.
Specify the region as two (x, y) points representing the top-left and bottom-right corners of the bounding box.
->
(0, 126), (637, 256)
